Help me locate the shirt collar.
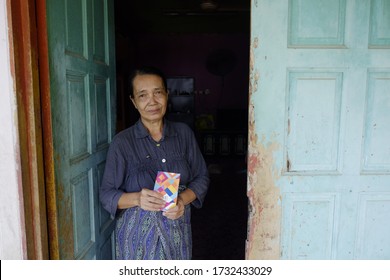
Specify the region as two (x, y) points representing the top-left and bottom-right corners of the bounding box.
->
(134, 119), (177, 139)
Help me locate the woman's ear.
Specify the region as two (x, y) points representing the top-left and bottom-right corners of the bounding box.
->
(130, 96), (138, 109)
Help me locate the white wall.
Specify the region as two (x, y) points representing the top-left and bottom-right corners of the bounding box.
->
(0, 0), (26, 260)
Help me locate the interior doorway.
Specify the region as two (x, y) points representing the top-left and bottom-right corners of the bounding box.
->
(114, 0), (250, 259)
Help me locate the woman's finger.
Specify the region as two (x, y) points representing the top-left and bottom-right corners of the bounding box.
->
(139, 188), (165, 210)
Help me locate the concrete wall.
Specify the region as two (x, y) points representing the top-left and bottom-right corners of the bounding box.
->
(0, 0), (26, 260)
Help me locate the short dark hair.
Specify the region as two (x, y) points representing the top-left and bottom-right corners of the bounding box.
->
(128, 66), (167, 97)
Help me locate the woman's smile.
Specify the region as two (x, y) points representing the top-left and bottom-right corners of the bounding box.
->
(146, 107), (161, 114)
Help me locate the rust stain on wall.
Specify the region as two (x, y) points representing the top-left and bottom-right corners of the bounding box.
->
(246, 36), (281, 259)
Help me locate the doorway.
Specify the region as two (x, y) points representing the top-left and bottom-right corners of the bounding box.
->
(114, 0), (250, 259)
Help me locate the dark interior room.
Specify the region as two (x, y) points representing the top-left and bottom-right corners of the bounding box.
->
(114, 0), (250, 259)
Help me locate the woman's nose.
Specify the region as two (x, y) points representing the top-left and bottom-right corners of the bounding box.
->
(148, 93), (158, 103)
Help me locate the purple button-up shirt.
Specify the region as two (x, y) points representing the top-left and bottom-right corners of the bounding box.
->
(99, 119), (210, 217)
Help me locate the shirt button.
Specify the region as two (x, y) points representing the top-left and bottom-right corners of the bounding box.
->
(162, 159), (166, 163)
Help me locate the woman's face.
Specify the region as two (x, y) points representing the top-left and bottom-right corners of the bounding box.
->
(131, 74), (168, 123)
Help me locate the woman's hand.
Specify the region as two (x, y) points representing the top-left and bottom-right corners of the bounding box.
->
(163, 189), (196, 220)
(163, 198), (185, 220)
(138, 188), (166, 211)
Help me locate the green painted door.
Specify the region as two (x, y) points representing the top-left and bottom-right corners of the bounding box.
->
(46, 0), (116, 259)
(247, 0), (390, 259)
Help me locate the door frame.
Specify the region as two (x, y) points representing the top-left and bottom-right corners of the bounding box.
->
(8, 0), (50, 259)
(8, 0), (67, 260)
(36, 0), (60, 259)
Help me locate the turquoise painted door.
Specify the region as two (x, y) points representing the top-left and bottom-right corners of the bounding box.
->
(247, 0), (390, 259)
(46, 0), (116, 259)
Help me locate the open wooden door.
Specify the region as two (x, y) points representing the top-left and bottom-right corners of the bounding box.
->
(45, 0), (116, 259)
(247, 0), (390, 259)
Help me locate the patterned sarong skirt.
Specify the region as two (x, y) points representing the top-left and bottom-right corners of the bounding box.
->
(115, 204), (192, 260)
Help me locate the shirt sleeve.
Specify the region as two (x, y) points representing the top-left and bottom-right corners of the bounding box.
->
(99, 137), (126, 218)
(185, 128), (210, 208)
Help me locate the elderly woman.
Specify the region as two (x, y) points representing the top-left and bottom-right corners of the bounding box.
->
(99, 66), (209, 260)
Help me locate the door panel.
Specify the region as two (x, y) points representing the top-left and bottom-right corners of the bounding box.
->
(288, 0), (346, 47)
(46, 0), (116, 259)
(355, 193), (390, 259)
(362, 71), (390, 172)
(283, 194), (340, 259)
(286, 70), (343, 173)
(248, 0), (390, 259)
(369, 0), (390, 47)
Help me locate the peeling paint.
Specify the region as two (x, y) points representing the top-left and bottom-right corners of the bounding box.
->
(286, 153), (291, 172)
(246, 36), (282, 260)
(246, 135), (281, 259)
(287, 118), (291, 135)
